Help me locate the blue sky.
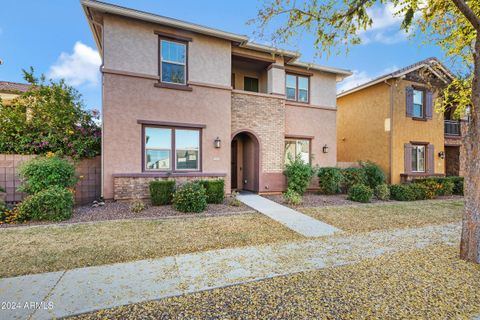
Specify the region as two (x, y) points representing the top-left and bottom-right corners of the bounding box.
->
(0, 0), (447, 111)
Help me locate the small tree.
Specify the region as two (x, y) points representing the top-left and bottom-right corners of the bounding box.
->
(284, 153), (315, 195)
(0, 68), (101, 159)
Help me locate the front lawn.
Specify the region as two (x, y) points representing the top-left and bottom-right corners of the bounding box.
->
(302, 199), (463, 233)
(70, 245), (480, 319)
(0, 213), (301, 278)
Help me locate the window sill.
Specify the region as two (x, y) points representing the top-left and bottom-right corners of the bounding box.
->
(112, 172), (226, 178)
(411, 117), (428, 121)
(154, 82), (192, 91)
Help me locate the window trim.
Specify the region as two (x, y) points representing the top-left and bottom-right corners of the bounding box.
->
(284, 137), (312, 165)
(142, 124), (202, 173)
(411, 143), (426, 173)
(285, 73), (310, 103)
(412, 86), (427, 120)
(158, 37), (189, 88)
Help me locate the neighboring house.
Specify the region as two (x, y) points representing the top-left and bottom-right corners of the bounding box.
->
(0, 81), (30, 105)
(337, 57), (466, 184)
(81, 0), (351, 200)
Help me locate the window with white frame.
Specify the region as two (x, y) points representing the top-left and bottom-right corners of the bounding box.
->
(411, 144), (426, 172)
(160, 39), (186, 85)
(285, 139), (310, 164)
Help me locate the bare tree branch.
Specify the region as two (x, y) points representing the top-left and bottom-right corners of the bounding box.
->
(450, 0), (480, 31)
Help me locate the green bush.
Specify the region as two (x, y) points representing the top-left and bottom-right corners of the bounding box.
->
(390, 184), (416, 201)
(173, 182), (207, 213)
(348, 184), (373, 203)
(18, 156), (77, 195)
(317, 167), (343, 194)
(409, 183), (428, 200)
(149, 180), (176, 205)
(17, 186), (73, 221)
(341, 168), (367, 192)
(283, 188), (302, 205)
(198, 179), (225, 204)
(360, 161), (386, 189)
(129, 198), (145, 213)
(415, 179), (440, 199)
(414, 177), (454, 197)
(374, 184), (390, 200)
(447, 176), (464, 195)
(284, 154), (315, 195)
(0, 186), (5, 193)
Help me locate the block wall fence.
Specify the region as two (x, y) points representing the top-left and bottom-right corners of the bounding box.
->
(0, 154), (101, 205)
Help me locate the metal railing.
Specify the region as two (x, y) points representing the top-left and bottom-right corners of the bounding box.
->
(444, 120), (461, 136)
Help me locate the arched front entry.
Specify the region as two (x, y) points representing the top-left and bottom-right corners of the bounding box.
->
(231, 131), (260, 193)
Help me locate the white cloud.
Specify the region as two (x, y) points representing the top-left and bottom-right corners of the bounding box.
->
(358, 3), (414, 45)
(337, 66), (399, 93)
(48, 42), (101, 86)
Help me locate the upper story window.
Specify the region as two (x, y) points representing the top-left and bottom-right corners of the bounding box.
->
(144, 126), (200, 172)
(413, 89), (424, 118)
(160, 39), (187, 85)
(286, 74), (309, 103)
(244, 77), (259, 92)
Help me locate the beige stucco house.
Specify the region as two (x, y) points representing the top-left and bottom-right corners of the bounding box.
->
(337, 58), (465, 184)
(81, 0), (351, 200)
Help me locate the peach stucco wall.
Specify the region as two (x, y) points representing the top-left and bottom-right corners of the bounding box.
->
(102, 74), (231, 199)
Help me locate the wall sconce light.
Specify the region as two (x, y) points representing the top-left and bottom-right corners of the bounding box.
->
(322, 144), (329, 154)
(214, 137), (221, 148)
(438, 151), (445, 159)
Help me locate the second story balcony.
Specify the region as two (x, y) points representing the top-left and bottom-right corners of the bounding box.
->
(231, 54), (270, 94)
(444, 120), (461, 136)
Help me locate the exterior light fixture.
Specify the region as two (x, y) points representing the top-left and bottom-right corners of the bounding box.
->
(322, 144), (329, 153)
(438, 151), (445, 159)
(214, 137), (221, 148)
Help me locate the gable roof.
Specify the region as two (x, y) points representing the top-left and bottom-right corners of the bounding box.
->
(0, 81), (30, 93)
(80, 0), (352, 79)
(337, 57), (455, 98)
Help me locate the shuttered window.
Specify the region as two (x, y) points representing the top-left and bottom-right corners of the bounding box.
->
(406, 87), (433, 120)
(404, 143), (435, 174)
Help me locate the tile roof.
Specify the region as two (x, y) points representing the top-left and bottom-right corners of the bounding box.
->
(0, 81), (31, 93)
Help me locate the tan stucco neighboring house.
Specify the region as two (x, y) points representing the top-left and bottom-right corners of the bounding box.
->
(0, 81), (30, 105)
(81, 0), (352, 200)
(337, 57), (466, 184)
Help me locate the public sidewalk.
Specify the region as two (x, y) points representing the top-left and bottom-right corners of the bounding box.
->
(0, 223), (460, 320)
(237, 193), (341, 236)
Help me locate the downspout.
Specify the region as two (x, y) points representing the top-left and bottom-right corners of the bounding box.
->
(384, 79), (394, 183)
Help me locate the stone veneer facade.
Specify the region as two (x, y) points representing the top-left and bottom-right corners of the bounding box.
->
(231, 91), (286, 174)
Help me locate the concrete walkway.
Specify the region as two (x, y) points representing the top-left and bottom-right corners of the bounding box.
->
(237, 193), (340, 237)
(0, 223), (460, 320)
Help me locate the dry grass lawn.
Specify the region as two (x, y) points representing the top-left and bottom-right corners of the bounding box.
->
(302, 199), (463, 234)
(71, 245), (480, 320)
(0, 213), (301, 278)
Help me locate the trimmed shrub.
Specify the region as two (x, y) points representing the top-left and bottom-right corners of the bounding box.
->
(149, 180), (176, 206)
(447, 176), (464, 195)
(437, 179), (454, 196)
(317, 167), (343, 194)
(17, 186), (73, 221)
(284, 154), (315, 195)
(341, 168), (367, 192)
(173, 182), (207, 213)
(198, 179), (225, 204)
(360, 161), (386, 189)
(18, 156), (77, 195)
(416, 179), (440, 199)
(409, 183), (428, 200)
(390, 184), (416, 201)
(374, 184), (390, 200)
(283, 188), (302, 206)
(348, 184), (373, 203)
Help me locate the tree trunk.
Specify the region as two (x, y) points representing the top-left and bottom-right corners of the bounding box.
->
(460, 33), (480, 263)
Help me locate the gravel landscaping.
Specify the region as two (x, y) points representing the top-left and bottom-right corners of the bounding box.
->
(0, 199), (253, 229)
(265, 192), (463, 208)
(302, 199), (463, 234)
(70, 245), (480, 320)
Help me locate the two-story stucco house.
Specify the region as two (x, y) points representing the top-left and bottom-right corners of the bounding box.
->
(81, 0), (351, 200)
(337, 57), (465, 184)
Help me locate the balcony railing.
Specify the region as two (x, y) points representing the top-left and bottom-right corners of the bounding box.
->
(444, 120), (461, 136)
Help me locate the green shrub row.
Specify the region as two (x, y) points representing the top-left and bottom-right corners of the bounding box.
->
(148, 179), (225, 213)
(348, 184), (373, 203)
(414, 176), (462, 195)
(17, 186), (74, 221)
